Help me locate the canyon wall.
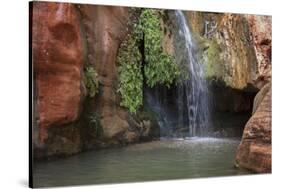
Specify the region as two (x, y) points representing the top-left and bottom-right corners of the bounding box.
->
(166, 12), (262, 116)
(246, 15), (272, 89)
(32, 2), (159, 159)
(187, 13), (252, 89)
(77, 5), (159, 148)
(186, 12), (272, 91)
(235, 15), (272, 173)
(32, 2), (86, 157)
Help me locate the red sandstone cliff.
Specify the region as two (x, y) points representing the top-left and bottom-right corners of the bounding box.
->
(32, 2), (85, 151)
(32, 2), (159, 158)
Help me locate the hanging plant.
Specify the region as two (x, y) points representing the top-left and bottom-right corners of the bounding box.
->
(84, 66), (99, 97)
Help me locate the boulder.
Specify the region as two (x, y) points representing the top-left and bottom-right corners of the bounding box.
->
(124, 131), (140, 143)
(252, 82), (271, 114)
(235, 85), (271, 173)
(101, 115), (129, 139)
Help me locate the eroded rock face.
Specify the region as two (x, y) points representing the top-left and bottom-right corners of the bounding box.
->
(77, 5), (160, 145)
(186, 13), (254, 90)
(216, 14), (258, 90)
(32, 4), (160, 159)
(246, 15), (272, 89)
(252, 82), (271, 114)
(78, 5), (134, 141)
(32, 2), (85, 155)
(186, 12), (271, 91)
(235, 84), (272, 173)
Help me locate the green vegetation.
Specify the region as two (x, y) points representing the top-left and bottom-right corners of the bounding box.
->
(204, 40), (223, 79)
(137, 9), (180, 87)
(84, 66), (99, 97)
(117, 36), (143, 114)
(117, 8), (180, 113)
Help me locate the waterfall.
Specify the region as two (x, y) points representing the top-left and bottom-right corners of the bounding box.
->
(175, 10), (210, 137)
(144, 10), (211, 138)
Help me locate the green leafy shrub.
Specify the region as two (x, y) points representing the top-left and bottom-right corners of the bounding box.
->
(84, 66), (99, 97)
(117, 37), (143, 113)
(137, 9), (180, 87)
(116, 8), (180, 113)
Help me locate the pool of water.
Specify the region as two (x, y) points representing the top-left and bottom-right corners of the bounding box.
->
(33, 137), (252, 187)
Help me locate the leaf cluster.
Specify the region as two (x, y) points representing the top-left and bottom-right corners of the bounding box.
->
(138, 9), (180, 87)
(117, 37), (143, 113)
(84, 66), (99, 97)
(117, 9), (180, 113)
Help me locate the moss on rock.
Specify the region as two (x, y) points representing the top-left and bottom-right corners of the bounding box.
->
(204, 39), (223, 79)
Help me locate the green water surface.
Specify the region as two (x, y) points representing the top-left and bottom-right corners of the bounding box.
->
(33, 137), (252, 187)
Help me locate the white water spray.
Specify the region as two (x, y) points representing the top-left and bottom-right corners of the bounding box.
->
(175, 10), (210, 136)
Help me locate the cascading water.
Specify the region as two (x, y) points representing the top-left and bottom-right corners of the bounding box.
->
(175, 10), (210, 137)
(145, 10), (211, 138)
